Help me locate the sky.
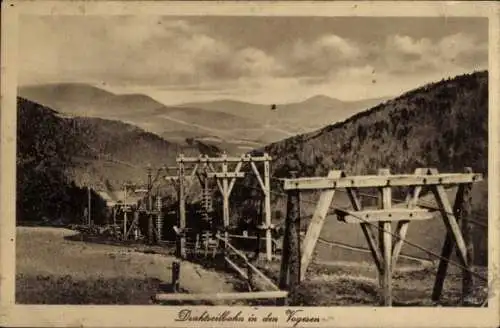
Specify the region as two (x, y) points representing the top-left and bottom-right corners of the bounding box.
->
(18, 15), (488, 104)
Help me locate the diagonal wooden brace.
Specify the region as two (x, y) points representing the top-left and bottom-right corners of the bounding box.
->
(430, 168), (473, 302)
(430, 172), (469, 267)
(299, 170), (344, 282)
(345, 186), (383, 275)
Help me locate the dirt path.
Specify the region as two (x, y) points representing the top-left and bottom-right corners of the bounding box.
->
(16, 226), (237, 304)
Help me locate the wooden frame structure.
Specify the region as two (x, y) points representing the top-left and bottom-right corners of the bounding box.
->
(280, 167), (482, 306)
(119, 166), (170, 243)
(174, 152), (274, 261)
(155, 235), (287, 305)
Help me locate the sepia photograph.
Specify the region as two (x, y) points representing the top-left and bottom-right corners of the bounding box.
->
(1, 1), (499, 327)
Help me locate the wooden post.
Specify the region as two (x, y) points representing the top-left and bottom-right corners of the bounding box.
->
(460, 167), (474, 305)
(178, 156), (187, 259)
(378, 168), (392, 306)
(279, 169), (300, 297)
(133, 210), (139, 240)
(247, 260), (254, 291)
(222, 154), (230, 251)
(123, 209), (127, 241)
(263, 156), (273, 261)
(123, 184), (128, 239)
(157, 195), (163, 242)
(87, 185), (92, 226)
(279, 182), (291, 290)
(147, 167), (154, 245)
(431, 220), (456, 301)
(172, 261), (180, 293)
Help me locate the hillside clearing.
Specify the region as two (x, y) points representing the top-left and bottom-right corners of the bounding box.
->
(16, 227), (237, 304)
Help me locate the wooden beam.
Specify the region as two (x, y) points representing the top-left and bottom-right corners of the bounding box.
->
(217, 235), (280, 291)
(177, 154), (272, 163)
(300, 170), (343, 282)
(189, 164), (199, 179)
(283, 173), (482, 190)
(206, 172), (245, 178)
(250, 161), (266, 191)
(430, 169), (469, 267)
(155, 290), (288, 301)
(164, 176), (194, 181)
(224, 256), (249, 280)
(335, 208), (434, 223)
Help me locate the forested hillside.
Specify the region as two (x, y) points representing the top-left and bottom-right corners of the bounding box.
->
(16, 97), (105, 223)
(262, 71), (487, 180)
(16, 97), (220, 223)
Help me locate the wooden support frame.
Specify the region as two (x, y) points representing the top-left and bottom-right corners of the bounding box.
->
(174, 152), (274, 261)
(282, 167), (483, 306)
(155, 290), (288, 302)
(216, 235), (280, 291)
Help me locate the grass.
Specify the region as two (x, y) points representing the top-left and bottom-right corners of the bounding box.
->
(16, 226), (238, 305)
(250, 257), (488, 307)
(16, 274), (162, 305)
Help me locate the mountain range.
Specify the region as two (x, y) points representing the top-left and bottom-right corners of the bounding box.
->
(18, 84), (387, 154)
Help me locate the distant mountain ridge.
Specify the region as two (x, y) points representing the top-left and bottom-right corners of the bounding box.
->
(18, 84), (277, 153)
(18, 83), (388, 153)
(178, 95), (389, 134)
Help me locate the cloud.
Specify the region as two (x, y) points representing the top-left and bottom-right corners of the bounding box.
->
(18, 16), (487, 104)
(229, 47), (283, 77)
(381, 32), (487, 75)
(19, 16), (282, 88)
(280, 34), (364, 77)
(387, 34), (433, 55)
(293, 34), (361, 61)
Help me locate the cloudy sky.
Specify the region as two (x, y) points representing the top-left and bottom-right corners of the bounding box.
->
(19, 15), (488, 104)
